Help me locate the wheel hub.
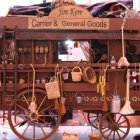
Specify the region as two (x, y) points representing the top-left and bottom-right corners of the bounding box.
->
(110, 122), (119, 131)
(30, 112), (38, 121)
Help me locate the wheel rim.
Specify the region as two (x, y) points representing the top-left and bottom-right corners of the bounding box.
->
(8, 88), (61, 140)
(99, 112), (130, 140)
(87, 111), (104, 129)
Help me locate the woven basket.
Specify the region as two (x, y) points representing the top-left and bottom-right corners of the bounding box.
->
(71, 67), (82, 82)
(83, 67), (97, 84)
(88, 134), (102, 140)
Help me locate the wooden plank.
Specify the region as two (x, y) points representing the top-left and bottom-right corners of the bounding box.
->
(62, 83), (109, 92)
(1, 16), (140, 31)
(15, 31), (140, 40)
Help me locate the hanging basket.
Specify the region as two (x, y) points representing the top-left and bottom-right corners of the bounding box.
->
(83, 67), (97, 84)
(61, 67), (69, 80)
(71, 67), (82, 82)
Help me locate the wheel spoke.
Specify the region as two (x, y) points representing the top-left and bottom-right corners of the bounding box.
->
(39, 105), (53, 114)
(113, 131), (115, 140)
(38, 117), (52, 126)
(14, 114), (29, 117)
(116, 130), (121, 139)
(117, 115), (122, 123)
(22, 120), (30, 136)
(107, 130), (113, 139)
(23, 95), (29, 106)
(118, 128), (126, 134)
(16, 103), (28, 112)
(37, 95), (47, 112)
(37, 120), (47, 136)
(14, 119), (28, 127)
(108, 114), (114, 123)
(39, 114), (59, 117)
(33, 122), (35, 139)
(118, 120), (127, 126)
(102, 128), (110, 134)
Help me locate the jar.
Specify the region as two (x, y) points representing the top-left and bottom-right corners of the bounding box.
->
(110, 56), (116, 69)
(36, 79), (40, 83)
(41, 78), (46, 83)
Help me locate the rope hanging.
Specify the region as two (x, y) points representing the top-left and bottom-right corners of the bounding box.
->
(121, 19), (125, 57)
(118, 18), (129, 67)
(29, 64), (37, 113)
(31, 64), (36, 102)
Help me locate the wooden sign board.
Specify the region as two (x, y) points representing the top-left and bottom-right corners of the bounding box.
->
(28, 5), (109, 30)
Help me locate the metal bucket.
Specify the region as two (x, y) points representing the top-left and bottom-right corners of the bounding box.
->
(61, 67), (69, 80)
(110, 94), (121, 113)
(75, 96), (83, 104)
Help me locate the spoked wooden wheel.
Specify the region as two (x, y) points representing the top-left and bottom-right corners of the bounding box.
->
(87, 111), (104, 129)
(8, 88), (61, 140)
(99, 112), (130, 140)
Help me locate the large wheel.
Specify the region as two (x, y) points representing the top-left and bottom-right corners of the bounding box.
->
(87, 111), (104, 129)
(8, 88), (61, 140)
(99, 112), (130, 140)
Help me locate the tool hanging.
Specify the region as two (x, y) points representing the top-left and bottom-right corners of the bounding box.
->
(120, 69), (134, 115)
(97, 65), (105, 96)
(59, 71), (66, 115)
(102, 65), (109, 112)
(97, 64), (108, 111)
(118, 18), (129, 67)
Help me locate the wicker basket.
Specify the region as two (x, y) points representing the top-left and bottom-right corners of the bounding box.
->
(83, 67), (97, 84)
(71, 67), (82, 82)
(88, 134), (102, 140)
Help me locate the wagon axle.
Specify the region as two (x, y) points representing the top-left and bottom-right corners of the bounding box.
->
(30, 112), (39, 121)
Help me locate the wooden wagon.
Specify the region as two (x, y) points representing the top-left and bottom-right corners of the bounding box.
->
(0, 1), (140, 140)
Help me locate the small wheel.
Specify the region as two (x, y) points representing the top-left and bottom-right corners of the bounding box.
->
(99, 112), (130, 140)
(87, 111), (104, 129)
(8, 88), (61, 140)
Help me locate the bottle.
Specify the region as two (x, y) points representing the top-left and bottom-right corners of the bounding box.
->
(110, 56), (116, 69)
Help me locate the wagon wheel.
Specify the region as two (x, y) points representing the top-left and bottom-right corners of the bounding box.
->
(99, 112), (130, 140)
(8, 88), (61, 140)
(87, 111), (104, 129)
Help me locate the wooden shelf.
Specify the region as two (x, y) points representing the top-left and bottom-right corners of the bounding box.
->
(62, 83), (109, 92)
(130, 83), (140, 86)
